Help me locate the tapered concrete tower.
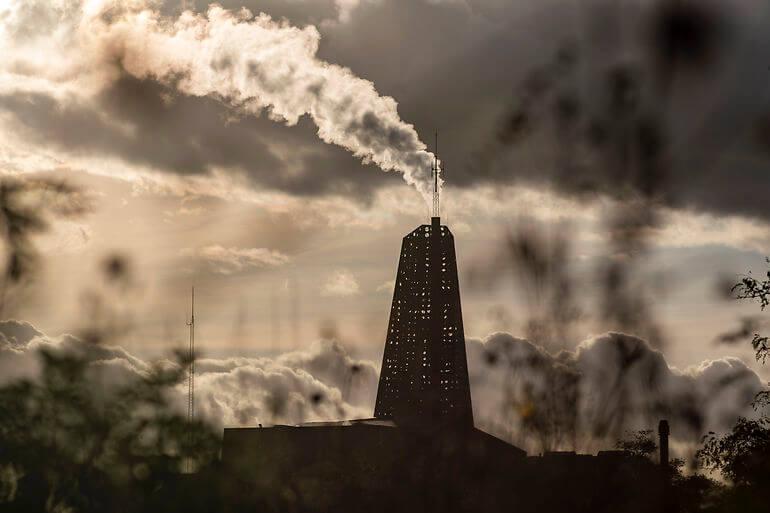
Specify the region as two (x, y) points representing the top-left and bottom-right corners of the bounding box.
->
(374, 216), (473, 427)
(374, 141), (473, 427)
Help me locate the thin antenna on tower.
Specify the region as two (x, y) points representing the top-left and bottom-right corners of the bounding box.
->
(187, 286), (195, 425)
(184, 286), (195, 473)
(432, 131), (440, 218)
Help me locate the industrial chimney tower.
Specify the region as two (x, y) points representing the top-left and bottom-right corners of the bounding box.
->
(374, 139), (474, 428)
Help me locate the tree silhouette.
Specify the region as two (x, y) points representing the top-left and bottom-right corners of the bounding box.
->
(0, 177), (92, 316)
(0, 176), (220, 513)
(687, 260), (770, 511)
(0, 343), (220, 513)
(732, 258), (770, 363)
(615, 429), (657, 458)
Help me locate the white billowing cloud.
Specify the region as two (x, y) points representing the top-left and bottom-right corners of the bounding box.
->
(0, 319), (150, 386)
(193, 357), (369, 428)
(182, 245), (289, 274)
(194, 339), (379, 425)
(0, 0), (436, 202)
(276, 339), (378, 407)
(467, 331), (768, 455)
(0, 320), (377, 430)
(375, 280), (394, 293)
(1, 320), (765, 456)
(321, 269), (360, 297)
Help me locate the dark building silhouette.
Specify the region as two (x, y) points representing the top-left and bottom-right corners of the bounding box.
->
(374, 216), (473, 427)
(220, 216), (672, 513)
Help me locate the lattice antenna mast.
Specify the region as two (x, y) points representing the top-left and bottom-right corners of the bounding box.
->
(431, 131), (441, 218)
(186, 286), (195, 424)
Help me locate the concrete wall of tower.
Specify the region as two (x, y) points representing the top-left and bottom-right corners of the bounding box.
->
(374, 220), (473, 427)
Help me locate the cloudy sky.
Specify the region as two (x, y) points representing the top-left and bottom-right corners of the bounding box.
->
(1, 0), (770, 444)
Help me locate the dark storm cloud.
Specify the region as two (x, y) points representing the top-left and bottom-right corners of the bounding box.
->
(0, 319), (43, 347)
(2, 0), (548, 202)
(317, 0), (770, 219)
(3, 0), (768, 216)
(316, 0), (550, 161)
(0, 75), (396, 198)
(161, 0), (340, 25)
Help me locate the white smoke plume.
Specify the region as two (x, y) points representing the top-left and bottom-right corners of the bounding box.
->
(0, 0), (436, 201)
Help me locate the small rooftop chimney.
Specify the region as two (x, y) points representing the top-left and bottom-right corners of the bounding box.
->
(658, 419), (669, 467)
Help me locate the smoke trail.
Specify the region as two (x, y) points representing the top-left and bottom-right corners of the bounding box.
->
(0, 1), (436, 201)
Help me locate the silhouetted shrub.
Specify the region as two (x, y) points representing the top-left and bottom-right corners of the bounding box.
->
(0, 345), (219, 513)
